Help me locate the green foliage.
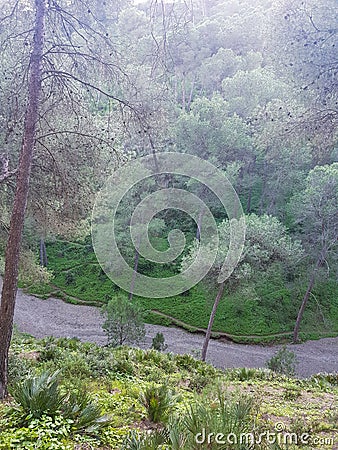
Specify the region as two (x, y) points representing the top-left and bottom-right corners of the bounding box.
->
(1, 333), (337, 449)
(288, 163), (338, 260)
(102, 294), (146, 347)
(266, 346), (298, 376)
(180, 389), (257, 449)
(10, 370), (66, 419)
(225, 367), (273, 382)
(124, 388), (258, 449)
(18, 249), (54, 288)
(283, 386), (301, 401)
(0, 414), (74, 450)
(10, 369), (109, 432)
(41, 238), (338, 341)
(62, 389), (110, 432)
(182, 214), (304, 295)
(1, 0), (338, 446)
(140, 384), (177, 423)
(151, 332), (167, 352)
(310, 372), (338, 388)
(122, 428), (169, 450)
(8, 353), (33, 385)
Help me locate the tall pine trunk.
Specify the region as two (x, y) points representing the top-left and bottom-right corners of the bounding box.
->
(201, 281), (225, 361)
(0, 0), (46, 400)
(129, 247), (140, 301)
(39, 238), (48, 267)
(293, 251), (325, 343)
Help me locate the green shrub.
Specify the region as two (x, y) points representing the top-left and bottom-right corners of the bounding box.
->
(109, 348), (135, 376)
(8, 353), (33, 385)
(134, 349), (176, 375)
(10, 370), (109, 432)
(310, 372), (338, 387)
(140, 384), (177, 423)
(179, 389), (257, 449)
(151, 332), (168, 352)
(102, 295), (146, 347)
(0, 414), (73, 450)
(225, 367), (274, 382)
(18, 249), (54, 287)
(65, 271), (75, 285)
(83, 347), (117, 377)
(57, 352), (91, 379)
(10, 370), (66, 419)
(38, 341), (62, 362)
(62, 389), (110, 432)
(122, 429), (169, 450)
(123, 389), (258, 449)
(266, 345), (297, 376)
(187, 372), (212, 392)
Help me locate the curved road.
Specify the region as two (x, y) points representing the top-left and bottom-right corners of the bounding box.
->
(1, 279), (337, 377)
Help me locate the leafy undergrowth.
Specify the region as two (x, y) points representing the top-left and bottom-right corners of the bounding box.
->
(1, 331), (337, 449)
(22, 238), (338, 344)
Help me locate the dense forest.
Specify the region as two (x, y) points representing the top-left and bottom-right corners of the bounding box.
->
(0, 0), (337, 448)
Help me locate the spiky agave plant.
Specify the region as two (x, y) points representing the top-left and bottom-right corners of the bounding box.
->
(179, 386), (257, 450)
(10, 370), (110, 432)
(10, 370), (65, 419)
(122, 429), (169, 450)
(140, 383), (178, 423)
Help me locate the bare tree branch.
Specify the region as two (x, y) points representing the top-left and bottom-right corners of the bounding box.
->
(43, 69), (132, 109)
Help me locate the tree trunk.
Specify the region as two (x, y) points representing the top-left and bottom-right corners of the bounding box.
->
(186, 76), (195, 111)
(246, 158), (256, 214)
(246, 185), (252, 213)
(129, 231), (142, 301)
(39, 238), (48, 267)
(181, 76), (186, 111)
(293, 252), (325, 343)
(258, 162), (267, 215)
(201, 281), (225, 361)
(196, 207), (205, 241)
(129, 247), (140, 302)
(0, 0), (46, 400)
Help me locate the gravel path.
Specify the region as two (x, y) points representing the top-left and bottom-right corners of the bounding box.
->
(2, 279), (337, 377)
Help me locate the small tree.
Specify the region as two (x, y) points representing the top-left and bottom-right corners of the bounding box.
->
(102, 294), (145, 347)
(266, 345), (298, 377)
(151, 332), (168, 352)
(289, 163), (338, 343)
(183, 214), (304, 361)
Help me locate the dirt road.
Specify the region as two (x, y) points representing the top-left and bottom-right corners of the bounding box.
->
(1, 279), (337, 377)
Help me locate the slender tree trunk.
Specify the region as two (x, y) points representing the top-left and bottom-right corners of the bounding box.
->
(246, 185), (252, 213)
(246, 158), (256, 213)
(201, 281), (225, 361)
(129, 233), (142, 301)
(258, 162), (267, 215)
(39, 238), (48, 267)
(186, 76), (195, 111)
(181, 76), (186, 111)
(196, 207), (205, 241)
(196, 186), (207, 241)
(129, 248), (140, 302)
(0, 0), (46, 400)
(293, 252), (325, 343)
